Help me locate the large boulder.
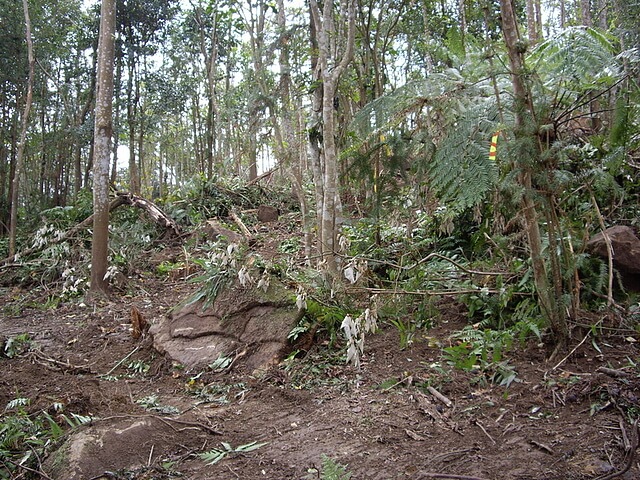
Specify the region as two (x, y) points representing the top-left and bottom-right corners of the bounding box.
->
(150, 278), (303, 372)
(586, 226), (640, 274)
(586, 225), (640, 291)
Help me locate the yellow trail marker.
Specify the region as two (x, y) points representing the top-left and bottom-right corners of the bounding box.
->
(489, 132), (499, 161)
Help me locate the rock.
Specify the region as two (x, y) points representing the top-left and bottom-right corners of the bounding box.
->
(43, 416), (208, 479)
(586, 226), (640, 274)
(257, 205), (279, 222)
(201, 219), (245, 244)
(150, 278), (303, 372)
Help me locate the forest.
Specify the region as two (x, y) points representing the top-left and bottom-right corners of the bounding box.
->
(1, 0), (640, 479)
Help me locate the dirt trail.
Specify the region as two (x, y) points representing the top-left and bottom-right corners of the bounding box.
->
(1, 265), (639, 479)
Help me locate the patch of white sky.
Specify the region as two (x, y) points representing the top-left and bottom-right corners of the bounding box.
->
(84, 0), (299, 174)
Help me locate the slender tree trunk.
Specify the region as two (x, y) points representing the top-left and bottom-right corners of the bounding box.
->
(274, 0), (313, 261)
(110, 54), (122, 186)
(526, 0), (538, 44)
(90, 0), (116, 295)
(9, 0), (35, 259)
(499, 0), (567, 352)
(310, 0), (356, 277)
(581, 0), (592, 26)
(458, 0), (466, 50)
(195, 6), (219, 178)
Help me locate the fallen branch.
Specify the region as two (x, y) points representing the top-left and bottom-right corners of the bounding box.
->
(246, 166), (279, 186)
(27, 349), (95, 375)
(474, 420), (496, 445)
(229, 209), (253, 239)
(153, 416), (222, 436)
(415, 392), (462, 435)
(427, 386), (453, 407)
(597, 367), (631, 378)
(6, 459), (55, 480)
(551, 321), (599, 371)
(101, 345), (141, 377)
(1, 192), (181, 265)
(594, 419), (639, 480)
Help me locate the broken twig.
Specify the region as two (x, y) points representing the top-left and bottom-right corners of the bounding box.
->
(427, 386), (453, 407)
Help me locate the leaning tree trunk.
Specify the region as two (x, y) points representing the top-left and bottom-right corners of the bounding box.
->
(500, 0), (568, 352)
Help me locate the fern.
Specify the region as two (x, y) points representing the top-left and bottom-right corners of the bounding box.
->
(349, 69), (472, 141)
(530, 26), (621, 92)
(427, 103), (500, 211)
(320, 454), (352, 480)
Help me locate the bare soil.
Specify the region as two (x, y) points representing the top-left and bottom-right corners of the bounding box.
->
(1, 224), (640, 480)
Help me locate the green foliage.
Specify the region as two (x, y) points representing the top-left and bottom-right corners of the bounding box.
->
(303, 300), (353, 348)
(2, 334), (32, 359)
(443, 327), (520, 387)
(1, 398), (92, 479)
(127, 359), (150, 375)
(185, 376), (248, 405)
(318, 454), (352, 480)
(428, 104), (500, 212)
(442, 317), (544, 388)
(187, 244), (242, 309)
(530, 27), (620, 93)
(278, 237), (302, 254)
(198, 441), (268, 465)
(388, 317), (417, 350)
(135, 394), (180, 415)
(162, 175), (266, 226)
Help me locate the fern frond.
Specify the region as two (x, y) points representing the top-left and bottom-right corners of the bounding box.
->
(530, 27), (621, 91)
(349, 69), (471, 142)
(427, 103), (501, 211)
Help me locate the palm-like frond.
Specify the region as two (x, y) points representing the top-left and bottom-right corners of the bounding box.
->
(350, 68), (469, 140)
(529, 26), (621, 92)
(428, 103), (501, 211)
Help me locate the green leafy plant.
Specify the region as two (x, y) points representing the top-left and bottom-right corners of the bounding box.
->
(304, 300), (353, 348)
(136, 395), (180, 415)
(443, 326), (521, 388)
(1, 398), (92, 478)
(127, 360), (150, 375)
(187, 243), (245, 309)
(307, 454), (352, 480)
(388, 317), (417, 350)
(198, 440), (268, 465)
(278, 237), (301, 254)
(3, 334), (33, 358)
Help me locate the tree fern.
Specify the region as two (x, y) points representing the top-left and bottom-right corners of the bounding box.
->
(427, 103), (501, 212)
(529, 27), (621, 93)
(349, 68), (471, 141)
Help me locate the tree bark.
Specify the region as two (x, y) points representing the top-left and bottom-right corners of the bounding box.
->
(90, 0), (116, 295)
(499, 0), (567, 351)
(9, 0), (35, 260)
(310, 0), (356, 277)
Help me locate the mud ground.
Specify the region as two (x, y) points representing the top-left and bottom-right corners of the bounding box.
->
(1, 237), (640, 479)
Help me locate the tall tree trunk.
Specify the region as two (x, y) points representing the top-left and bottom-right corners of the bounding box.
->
(195, 6), (219, 178)
(126, 58), (140, 194)
(9, 0), (35, 259)
(110, 53), (122, 186)
(581, 0), (592, 26)
(499, 0), (567, 353)
(310, 0), (356, 277)
(274, 0), (313, 261)
(90, 0), (116, 295)
(526, 0), (539, 44)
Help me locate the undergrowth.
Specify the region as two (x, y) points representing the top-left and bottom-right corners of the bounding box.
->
(0, 397), (91, 479)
